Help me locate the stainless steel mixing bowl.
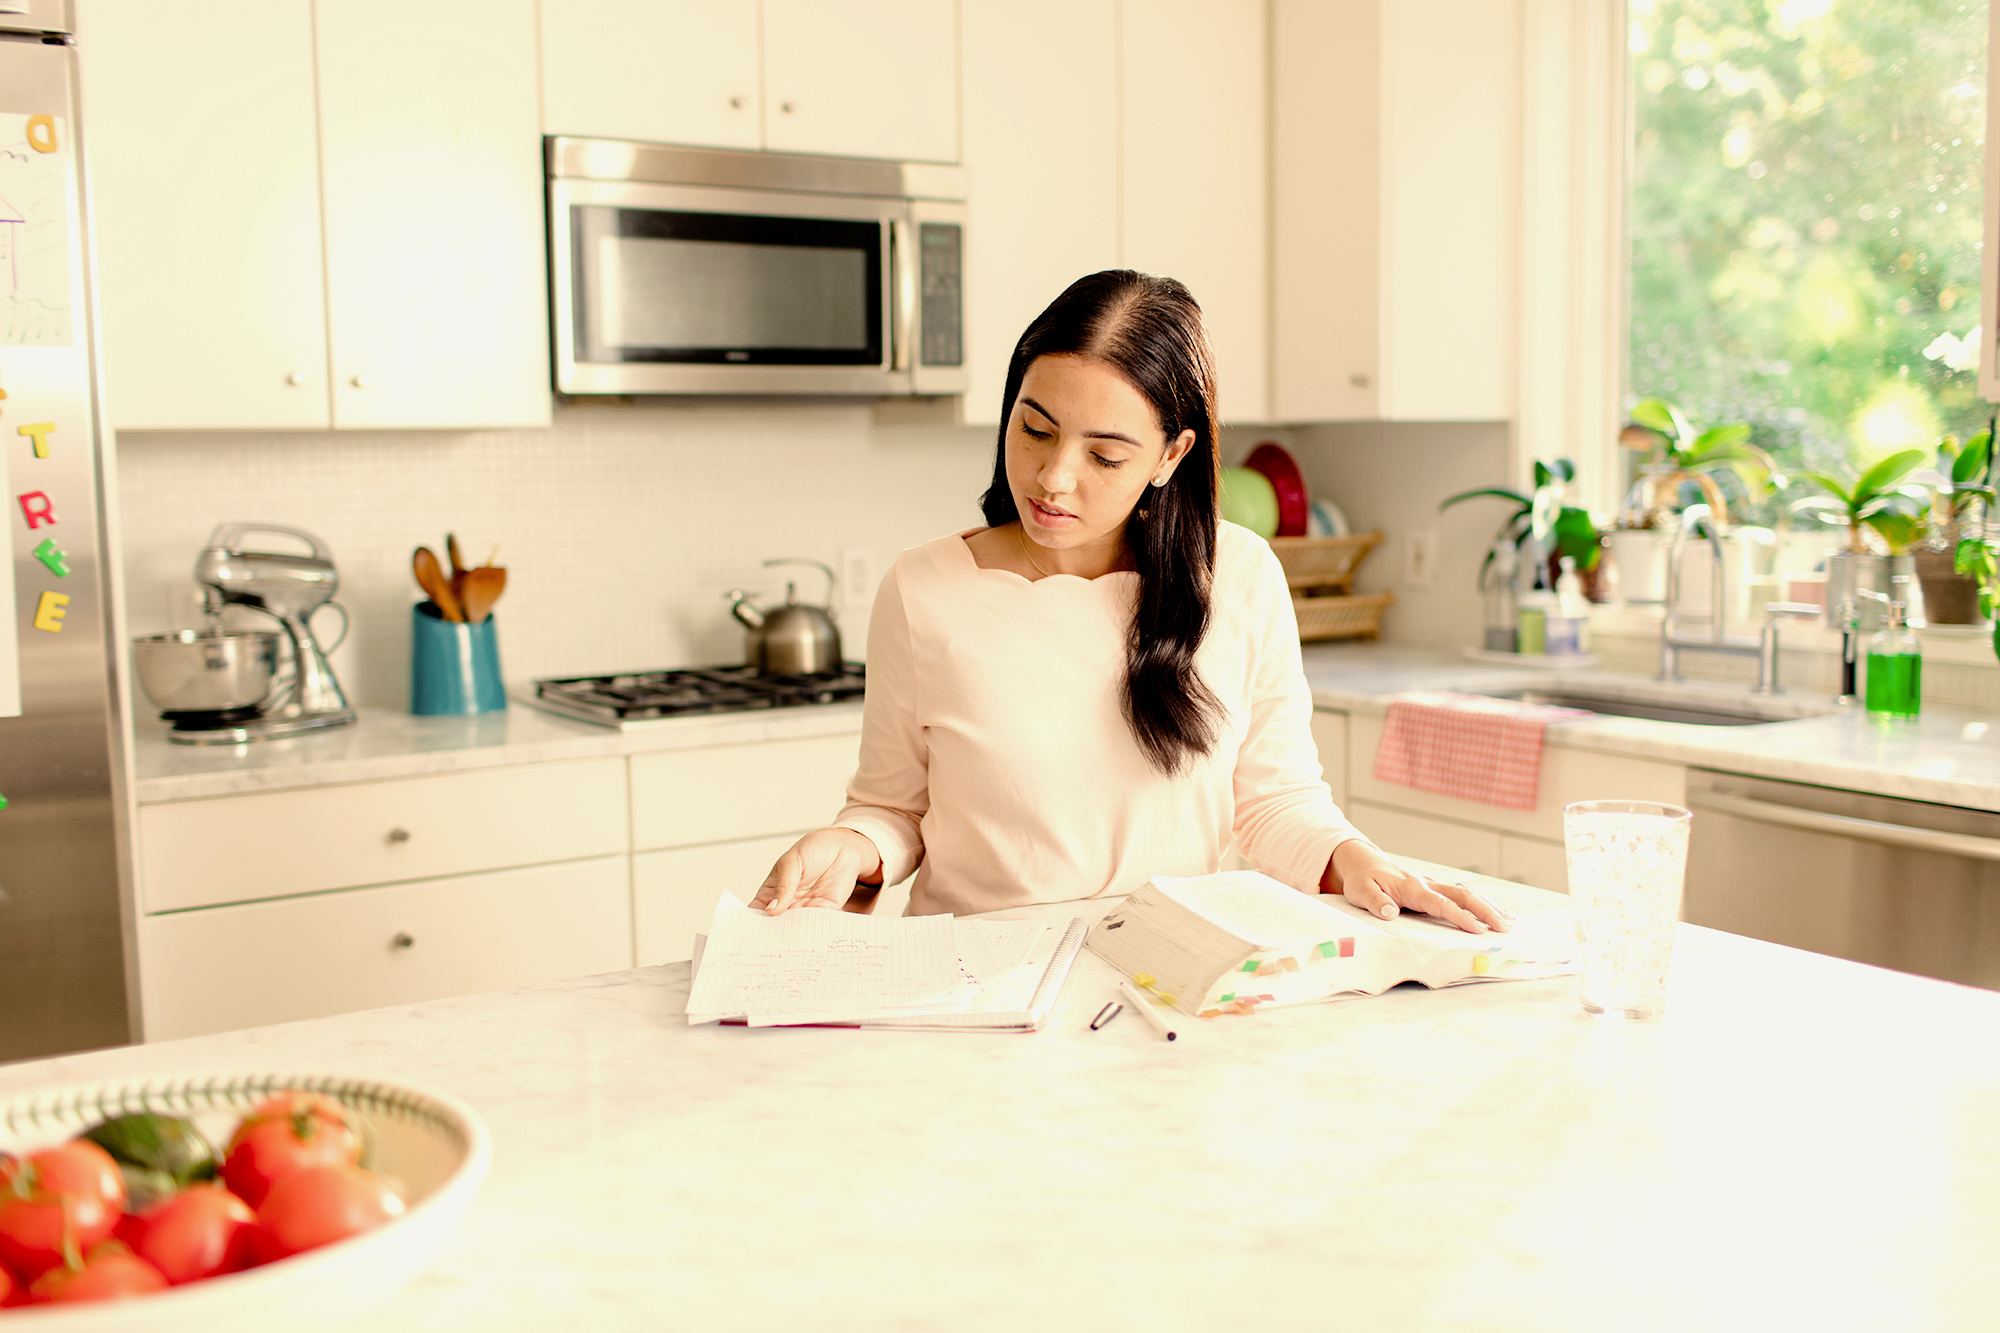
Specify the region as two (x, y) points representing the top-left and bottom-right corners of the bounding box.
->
(132, 629), (282, 713)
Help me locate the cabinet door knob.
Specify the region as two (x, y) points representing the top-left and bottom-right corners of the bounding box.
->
(286, 371), (308, 387)
(780, 99), (798, 114)
(350, 373), (372, 389)
(390, 932), (415, 950)
(1348, 372), (1371, 388)
(729, 95), (744, 109)
(387, 827), (411, 844)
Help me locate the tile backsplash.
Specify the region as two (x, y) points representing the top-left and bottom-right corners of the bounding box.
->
(116, 402), (998, 707)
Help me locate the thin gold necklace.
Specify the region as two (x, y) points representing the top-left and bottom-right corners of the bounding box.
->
(1016, 523), (1057, 580)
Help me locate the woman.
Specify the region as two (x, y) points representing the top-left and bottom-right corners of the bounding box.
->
(754, 270), (1508, 935)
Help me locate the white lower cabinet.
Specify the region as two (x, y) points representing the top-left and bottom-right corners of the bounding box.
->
(633, 835), (801, 966)
(1499, 835), (1569, 894)
(1348, 800), (1502, 879)
(139, 856), (631, 1041)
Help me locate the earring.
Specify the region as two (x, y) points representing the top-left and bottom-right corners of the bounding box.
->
(1151, 475), (1168, 487)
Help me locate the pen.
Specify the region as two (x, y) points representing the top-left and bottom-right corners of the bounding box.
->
(1089, 1000), (1123, 1030)
(1116, 980), (1180, 1042)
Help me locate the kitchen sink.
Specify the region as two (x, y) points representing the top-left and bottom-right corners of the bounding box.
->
(1474, 682), (1835, 727)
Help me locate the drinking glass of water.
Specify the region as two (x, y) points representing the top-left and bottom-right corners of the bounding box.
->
(1563, 800), (1692, 1020)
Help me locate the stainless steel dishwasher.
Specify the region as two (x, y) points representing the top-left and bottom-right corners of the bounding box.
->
(1684, 768), (2000, 989)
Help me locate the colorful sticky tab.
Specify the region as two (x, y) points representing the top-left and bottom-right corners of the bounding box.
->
(1317, 941), (1338, 958)
(1279, 956), (1299, 973)
(1339, 937), (1355, 958)
(1240, 960), (1260, 973)
(1133, 973), (1156, 988)
(0, 793), (9, 811)
(32, 590), (68, 632)
(32, 538), (67, 577)
(1472, 955), (1490, 975)
(16, 423), (53, 458)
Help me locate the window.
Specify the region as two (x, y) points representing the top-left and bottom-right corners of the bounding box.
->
(1627, 0), (1988, 500)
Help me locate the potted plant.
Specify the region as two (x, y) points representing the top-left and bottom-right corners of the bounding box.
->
(1789, 448), (1927, 627)
(1611, 397), (1776, 602)
(1912, 430), (1993, 624)
(1441, 458), (1605, 596)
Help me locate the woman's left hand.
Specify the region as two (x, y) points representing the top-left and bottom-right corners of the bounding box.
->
(1324, 839), (1513, 935)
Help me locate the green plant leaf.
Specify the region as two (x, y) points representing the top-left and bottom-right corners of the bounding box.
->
(1854, 448), (1927, 502)
(1953, 431), (1993, 485)
(1629, 397), (1678, 434)
(1689, 423), (1753, 453)
(1532, 460), (1552, 489)
(1552, 505), (1602, 570)
(1861, 508), (1923, 553)
(1439, 487), (1530, 513)
(1790, 471), (1856, 507)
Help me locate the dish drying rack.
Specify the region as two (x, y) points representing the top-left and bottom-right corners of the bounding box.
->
(1269, 533), (1393, 641)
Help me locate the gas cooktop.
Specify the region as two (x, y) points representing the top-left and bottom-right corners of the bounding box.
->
(528, 665), (865, 728)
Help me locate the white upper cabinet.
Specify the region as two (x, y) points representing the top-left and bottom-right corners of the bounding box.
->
(1120, 0), (1270, 425)
(84, 0), (551, 431)
(958, 0), (1120, 425)
(84, 0), (329, 430)
(538, 0), (762, 149)
(762, 0), (958, 163)
(1271, 0), (1519, 423)
(315, 0), (550, 429)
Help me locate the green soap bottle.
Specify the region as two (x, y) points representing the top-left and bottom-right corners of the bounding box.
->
(1863, 586), (1921, 720)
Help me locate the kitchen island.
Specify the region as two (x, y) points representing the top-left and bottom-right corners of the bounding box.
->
(4, 877), (1997, 1332)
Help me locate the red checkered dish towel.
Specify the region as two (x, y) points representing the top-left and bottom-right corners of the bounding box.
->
(1370, 691), (1593, 811)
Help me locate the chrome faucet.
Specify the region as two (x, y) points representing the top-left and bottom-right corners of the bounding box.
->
(1659, 504), (1819, 693)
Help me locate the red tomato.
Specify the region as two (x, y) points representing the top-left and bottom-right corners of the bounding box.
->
(0, 1259), (19, 1308)
(136, 1184), (257, 1285)
(110, 1210), (149, 1250)
(223, 1093), (361, 1208)
(0, 1142), (127, 1280)
(256, 1164), (404, 1257)
(28, 1244), (168, 1304)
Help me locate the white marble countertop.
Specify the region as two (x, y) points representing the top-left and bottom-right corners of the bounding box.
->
(4, 875), (1997, 1331)
(1302, 642), (2000, 813)
(132, 698), (864, 803)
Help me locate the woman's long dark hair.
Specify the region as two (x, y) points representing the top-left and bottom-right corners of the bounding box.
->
(980, 270), (1224, 776)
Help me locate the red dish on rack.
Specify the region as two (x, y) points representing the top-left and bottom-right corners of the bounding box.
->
(1244, 442), (1309, 537)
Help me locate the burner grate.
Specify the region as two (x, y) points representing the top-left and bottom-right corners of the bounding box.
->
(532, 664), (865, 724)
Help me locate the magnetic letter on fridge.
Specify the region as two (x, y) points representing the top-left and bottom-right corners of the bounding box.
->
(32, 590), (68, 632)
(16, 423), (53, 457)
(16, 491), (54, 529)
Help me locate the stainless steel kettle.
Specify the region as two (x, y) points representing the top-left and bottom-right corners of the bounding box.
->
(725, 559), (842, 675)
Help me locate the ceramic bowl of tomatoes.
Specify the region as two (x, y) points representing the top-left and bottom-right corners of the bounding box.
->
(0, 1073), (488, 1330)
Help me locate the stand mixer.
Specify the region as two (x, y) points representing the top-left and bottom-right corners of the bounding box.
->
(144, 524), (359, 744)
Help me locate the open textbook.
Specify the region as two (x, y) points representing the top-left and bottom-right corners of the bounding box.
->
(1086, 871), (1577, 1017)
(685, 892), (1087, 1030)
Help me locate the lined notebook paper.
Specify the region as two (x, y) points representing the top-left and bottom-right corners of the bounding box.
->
(686, 894), (1086, 1031)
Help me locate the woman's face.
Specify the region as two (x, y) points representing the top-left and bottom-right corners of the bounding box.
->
(1006, 354), (1195, 574)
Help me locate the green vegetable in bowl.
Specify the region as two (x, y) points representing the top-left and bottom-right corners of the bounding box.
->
(82, 1112), (218, 1203)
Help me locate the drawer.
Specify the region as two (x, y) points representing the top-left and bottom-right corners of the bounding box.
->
(1348, 800), (1502, 879)
(633, 834), (799, 965)
(630, 734), (858, 851)
(138, 855), (632, 1041)
(138, 758), (628, 912)
(1346, 712), (1685, 840)
(1498, 834), (1568, 893)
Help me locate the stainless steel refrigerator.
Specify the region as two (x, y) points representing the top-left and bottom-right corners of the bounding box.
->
(0, 0), (138, 1061)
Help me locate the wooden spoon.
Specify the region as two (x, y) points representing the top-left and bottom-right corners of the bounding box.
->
(459, 565), (507, 624)
(413, 546), (464, 622)
(446, 533), (468, 612)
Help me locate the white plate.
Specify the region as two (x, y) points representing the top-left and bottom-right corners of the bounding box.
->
(1308, 498), (1350, 538)
(0, 1072), (489, 1331)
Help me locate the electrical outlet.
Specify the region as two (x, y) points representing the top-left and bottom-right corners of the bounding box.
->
(1405, 529), (1437, 587)
(838, 546), (878, 607)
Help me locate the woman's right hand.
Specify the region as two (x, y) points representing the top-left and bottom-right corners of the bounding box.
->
(751, 827), (884, 915)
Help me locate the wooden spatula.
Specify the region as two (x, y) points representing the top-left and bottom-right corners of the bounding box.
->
(413, 546), (464, 622)
(459, 565), (507, 624)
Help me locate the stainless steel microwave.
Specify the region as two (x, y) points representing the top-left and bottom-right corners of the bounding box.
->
(547, 138), (967, 397)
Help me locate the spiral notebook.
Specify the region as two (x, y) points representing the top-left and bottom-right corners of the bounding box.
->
(686, 892), (1087, 1031)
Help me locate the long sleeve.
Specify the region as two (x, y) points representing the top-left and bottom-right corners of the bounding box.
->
(1227, 541), (1368, 892)
(832, 562), (929, 886)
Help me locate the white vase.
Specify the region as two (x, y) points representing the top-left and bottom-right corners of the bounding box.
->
(1608, 529), (1670, 604)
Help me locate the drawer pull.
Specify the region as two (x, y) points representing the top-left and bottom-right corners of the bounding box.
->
(387, 827), (411, 844)
(390, 932), (415, 950)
